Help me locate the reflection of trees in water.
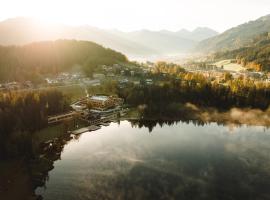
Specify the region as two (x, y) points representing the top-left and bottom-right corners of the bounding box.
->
(130, 119), (208, 132)
(68, 151), (270, 200)
(129, 117), (263, 133)
(66, 135), (270, 200)
(0, 116), (87, 199)
(2, 119), (270, 200)
(0, 132), (74, 200)
(30, 134), (73, 197)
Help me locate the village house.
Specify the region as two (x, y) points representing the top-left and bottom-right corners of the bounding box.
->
(93, 73), (105, 79)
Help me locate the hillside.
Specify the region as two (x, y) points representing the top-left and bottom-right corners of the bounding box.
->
(0, 40), (128, 82)
(118, 28), (218, 54)
(0, 17), (217, 58)
(196, 14), (270, 53)
(113, 30), (197, 55)
(213, 32), (270, 71)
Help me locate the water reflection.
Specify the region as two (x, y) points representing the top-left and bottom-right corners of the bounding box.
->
(36, 121), (270, 200)
(129, 119), (265, 133)
(1, 120), (270, 200)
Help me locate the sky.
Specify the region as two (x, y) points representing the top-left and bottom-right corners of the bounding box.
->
(0, 0), (270, 32)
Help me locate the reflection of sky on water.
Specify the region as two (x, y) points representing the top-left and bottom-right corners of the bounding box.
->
(36, 121), (270, 200)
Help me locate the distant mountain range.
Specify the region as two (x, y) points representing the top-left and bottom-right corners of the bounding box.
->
(196, 14), (270, 53)
(0, 17), (218, 58)
(176, 27), (218, 41)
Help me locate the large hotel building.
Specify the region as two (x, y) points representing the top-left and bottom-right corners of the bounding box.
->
(87, 95), (123, 111)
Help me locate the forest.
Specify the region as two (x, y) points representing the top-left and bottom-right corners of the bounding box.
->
(0, 89), (70, 159)
(116, 63), (270, 118)
(0, 39), (128, 82)
(86, 62), (270, 119)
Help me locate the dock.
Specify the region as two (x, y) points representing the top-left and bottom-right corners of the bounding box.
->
(48, 111), (86, 124)
(99, 122), (110, 126)
(72, 125), (100, 135)
(88, 125), (101, 131)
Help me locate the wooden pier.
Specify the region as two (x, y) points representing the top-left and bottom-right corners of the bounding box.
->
(48, 111), (86, 124)
(72, 125), (101, 135)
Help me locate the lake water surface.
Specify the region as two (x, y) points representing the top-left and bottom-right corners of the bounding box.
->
(36, 121), (270, 200)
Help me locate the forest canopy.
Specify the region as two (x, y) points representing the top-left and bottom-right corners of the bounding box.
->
(0, 39), (128, 82)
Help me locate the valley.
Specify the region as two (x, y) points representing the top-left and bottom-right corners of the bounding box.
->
(1, 6), (270, 200)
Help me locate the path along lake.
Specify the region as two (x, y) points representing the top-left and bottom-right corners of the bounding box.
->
(36, 121), (270, 200)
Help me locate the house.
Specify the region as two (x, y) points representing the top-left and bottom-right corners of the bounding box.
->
(118, 79), (129, 88)
(82, 78), (100, 86)
(133, 81), (140, 85)
(93, 73), (105, 79)
(146, 79), (153, 85)
(119, 79), (129, 84)
(130, 71), (135, 76)
(107, 73), (115, 78)
(6, 82), (20, 90)
(0, 84), (5, 91)
(23, 81), (33, 88)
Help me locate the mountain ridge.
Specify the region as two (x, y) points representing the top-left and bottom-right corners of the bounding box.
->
(196, 14), (270, 53)
(0, 17), (218, 58)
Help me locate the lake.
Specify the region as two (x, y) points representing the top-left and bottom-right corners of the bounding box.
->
(33, 120), (270, 200)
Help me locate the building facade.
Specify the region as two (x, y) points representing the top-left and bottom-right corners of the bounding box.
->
(88, 95), (123, 111)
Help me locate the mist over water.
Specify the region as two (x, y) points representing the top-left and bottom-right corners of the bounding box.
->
(36, 121), (270, 200)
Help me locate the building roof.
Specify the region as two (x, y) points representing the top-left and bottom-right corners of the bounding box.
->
(90, 95), (109, 101)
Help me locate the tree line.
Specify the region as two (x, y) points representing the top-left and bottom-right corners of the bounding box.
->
(116, 64), (270, 118)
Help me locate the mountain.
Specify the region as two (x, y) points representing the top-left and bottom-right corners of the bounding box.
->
(0, 40), (128, 82)
(0, 17), (217, 58)
(196, 14), (270, 53)
(111, 28), (218, 56)
(112, 29), (197, 55)
(0, 17), (157, 58)
(177, 27), (218, 41)
(176, 29), (191, 38)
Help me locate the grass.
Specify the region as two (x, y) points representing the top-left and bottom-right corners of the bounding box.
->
(214, 59), (245, 72)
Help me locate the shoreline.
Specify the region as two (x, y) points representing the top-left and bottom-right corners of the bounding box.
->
(122, 104), (270, 127)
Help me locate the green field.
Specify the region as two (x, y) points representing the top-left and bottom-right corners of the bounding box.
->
(214, 59), (246, 72)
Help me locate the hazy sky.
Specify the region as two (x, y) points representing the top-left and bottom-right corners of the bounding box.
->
(1, 0), (270, 32)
